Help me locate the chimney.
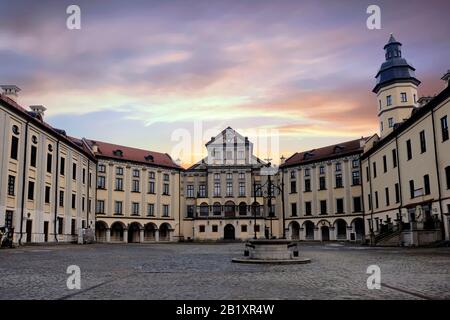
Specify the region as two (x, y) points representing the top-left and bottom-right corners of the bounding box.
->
(1, 85), (21, 102)
(91, 142), (99, 154)
(441, 70), (450, 88)
(29, 105), (47, 119)
(417, 96), (433, 107)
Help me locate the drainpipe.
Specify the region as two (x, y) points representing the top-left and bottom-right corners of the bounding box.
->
(359, 157), (366, 241)
(367, 154), (374, 244)
(86, 159), (89, 227)
(394, 136), (404, 229)
(281, 168), (286, 239)
(53, 140), (60, 242)
(18, 121), (29, 245)
(431, 109), (445, 239)
(178, 170), (181, 241)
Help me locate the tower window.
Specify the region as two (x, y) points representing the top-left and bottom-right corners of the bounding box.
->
(420, 130), (427, 153)
(441, 116), (449, 142)
(380, 121), (384, 132)
(379, 100), (382, 110)
(406, 139), (412, 160)
(388, 118), (394, 128)
(401, 92), (407, 102)
(386, 95), (392, 106)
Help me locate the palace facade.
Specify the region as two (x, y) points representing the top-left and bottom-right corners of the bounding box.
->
(1, 34), (449, 245)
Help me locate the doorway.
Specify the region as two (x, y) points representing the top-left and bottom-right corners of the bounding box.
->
(44, 221), (49, 242)
(321, 226), (330, 241)
(26, 220), (32, 243)
(224, 224), (235, 240)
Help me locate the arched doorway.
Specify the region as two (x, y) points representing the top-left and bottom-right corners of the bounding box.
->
(239, 202), (247, 216)
(290, 221), (300, 240)
(304, 221), (314, 240)
(321, 226), (330, 241)
(352, 218), (364, 241)
(335, 219), (347, 240)
(159, 223), (172, 241)
(128, 222), (141, 243)
(95, 221), (108, 242)
(224, 201), (235, 217)
(144, 223), (157, 241)
(224, 224), (235, 240)
(110, 222), (125, 242)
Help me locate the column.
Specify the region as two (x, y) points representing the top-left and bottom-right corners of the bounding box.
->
(346, 226), (352, 241)
(139, 228), (144, 243)
(299, 227), (305, 240)
(106, 228), (111, 242)
(329, 227), (336, 240)
(314, 227), (319, 241)
(155, 229), (160, 242)
(123, 229), (128, 243)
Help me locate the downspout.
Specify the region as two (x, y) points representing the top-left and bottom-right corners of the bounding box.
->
(87, 159), (90, 227)
(178, 170), (181, 241)
(431, 109), (445, 239)
(394, 136), (404, 222)
(18, 121), (29, 245)
(367, 154), (374, 244)
(359, 157), (366, 240)
(53, 140), (60, 242)
(281, 168), (286, 239)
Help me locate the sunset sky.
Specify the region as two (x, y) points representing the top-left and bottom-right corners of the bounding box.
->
(2, 0), (450, 166)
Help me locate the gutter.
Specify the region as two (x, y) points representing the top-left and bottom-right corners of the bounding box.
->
(53, 140), (60, 242)
(431, 109), (445, 239)
(18, 121), (29, 245)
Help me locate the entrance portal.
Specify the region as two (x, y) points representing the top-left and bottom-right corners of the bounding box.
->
(224, 224), (235, 240)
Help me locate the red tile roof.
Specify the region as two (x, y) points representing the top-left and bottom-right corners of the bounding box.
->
(281, 138), (366, 168)
(85, 139), (182, 170)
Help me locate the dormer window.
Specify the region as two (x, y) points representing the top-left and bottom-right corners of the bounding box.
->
(303, 152), (314, 160)
(334, 145), (344, 153)
(145, 154), (154, 162)
(113, 149), (123, 157)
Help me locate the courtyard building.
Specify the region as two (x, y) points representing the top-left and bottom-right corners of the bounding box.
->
(0, 87), (97, 244)
(86, 139), (182, 243)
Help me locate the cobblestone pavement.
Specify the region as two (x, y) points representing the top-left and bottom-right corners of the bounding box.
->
(0, 243), (449, 300)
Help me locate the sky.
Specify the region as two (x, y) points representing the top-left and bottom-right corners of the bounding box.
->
(1, 0), (450, 166)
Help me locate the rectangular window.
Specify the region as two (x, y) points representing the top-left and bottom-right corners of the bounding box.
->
(199, 225), (205, 233)
(383, 155), (387, 173)
(28, 181), (35, 200)
(132, 169), (140, 177)
(149, 171), (155, 180)
(368, 194), (372, 211)
(46, 153), (52, 173)
(147, 204), (155, 216)
(162, 205), (169, 217)
(114, 201), (123, 215)
(392, 149), (397, 168)
(366, 166), (370, 182)
(409, 180), (415, 199)
(214, 173), (220, 181)
(187, 185), (194, 198)
(441, 116), (449, 141)
(290, 180), (297, 193)
(148, 181), (155, 194)
(226, 173), (232, 180)
(132, 202), (140, 216)
(240, 225), (247, 233)
(97, 176), (106, 189)
(82, 196), (85, 212)
(373, 162), (377, 178)
(304, 168), (310, 176)
(98, 164), (106, 173)
(186, 205), (194, 218)
(353, 197), (362, 212)
(115, 178), (123, 191)
(336, 198), (344, 214)
(82, 168), (86, 184)
(406, 139), (412, 160)
(335, 162), (341, 172)
(423, 174), (431, 195)
(319, 176), (326, 190)
(59, 190), (64, 207)
(395, 183), (400, 203)
(385, 187), (390, 206)
(60, 157), (65, 176)
(163, 183), (169, 195)
(335, 174), (343, 188)
(319, 166), (325, 175)
(386, 95), (392, 106)
(30, 145), (37, 167)
(199, 185), (206, 197)
(71, 219), (76, 235)
(10, 136), (19, 160)
(446, 166), (450, 189)
(226, 182), (233, 196)
(116, 167), (123, 175)
(45, 186), (51, 203)
(304, 179), (311, 192)
(320, 200), (327, 215)
(71, 194), (76, 209)
(212, 225), (218, 232)
(352, 171), (360, 185)
(238, 172), (245, 180)
(388, 117), (394, 128)
(163, 174), (169, 181)
(58, 217), (63, 235)
(132, 180), (140, 192)
(7, 175), (15, 196)
(72, 163), (77, 180)
(352, 159), (359, 168)
(255, 184), (262, 197)
(96, 200), (105, 214)
(375, 191), (379, 209)
(305, 202), (312, 216)
(239, 182), (245, 197)
(291, 203), (297, 217)
(401, 92), (407, 102)
(420, 130), (427, 153)
(214, 182), (221, 197)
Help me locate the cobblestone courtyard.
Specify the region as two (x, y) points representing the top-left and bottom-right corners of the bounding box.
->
(0, 243), (449, 300)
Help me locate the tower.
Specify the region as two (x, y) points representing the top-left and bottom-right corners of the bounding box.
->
(373, 34), (420, 138)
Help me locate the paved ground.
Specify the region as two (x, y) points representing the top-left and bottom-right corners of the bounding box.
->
(0, 243), (449, 300)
